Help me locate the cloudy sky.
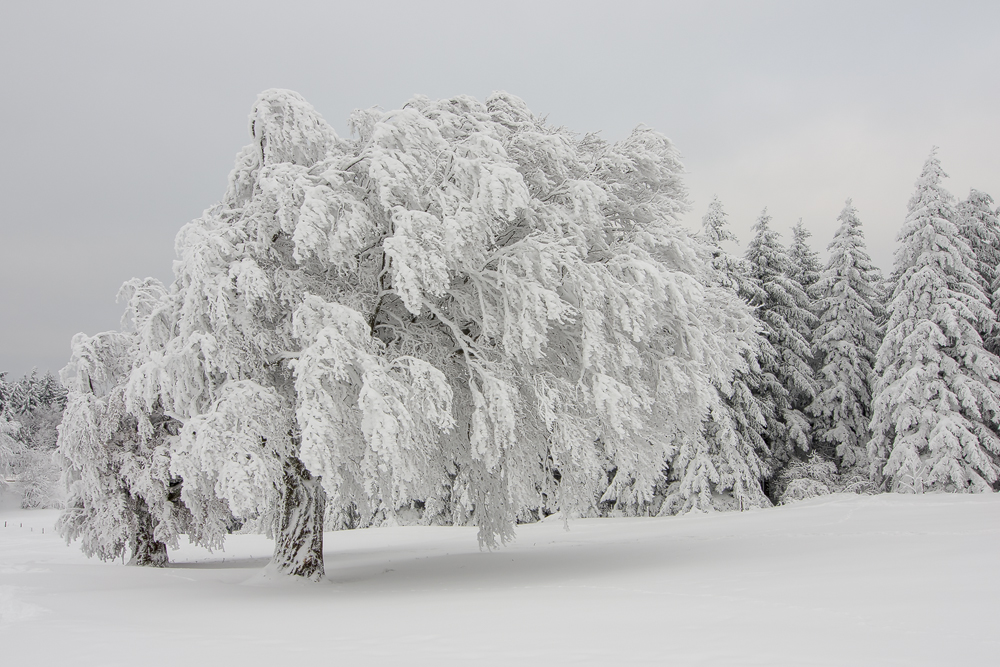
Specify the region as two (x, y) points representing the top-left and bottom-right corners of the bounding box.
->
(2, 0), (998, 377)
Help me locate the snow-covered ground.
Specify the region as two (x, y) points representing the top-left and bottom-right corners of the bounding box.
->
(1, 493), (997, 666)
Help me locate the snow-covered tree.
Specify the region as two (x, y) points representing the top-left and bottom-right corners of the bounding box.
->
(662, 197), (772, 513)
(0, 375), (23, 497)
(0, 371), (66, 507)
(788, 219), (822, 302)
(56, 280), (192, 566)
(0, 370), (66, 416)
(124, 90), (756, 579)
(809, 200), (883, 469)
(870, 150), (1000, 492)
(769, 453), (840, 504)
(955, 189), (1000, 354)
(699, 196), (753, 296)
(1, 414), (22, 492)
(745, 209), (817, 467)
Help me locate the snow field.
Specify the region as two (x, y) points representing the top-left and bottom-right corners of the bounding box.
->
(1, 493), (997, 666)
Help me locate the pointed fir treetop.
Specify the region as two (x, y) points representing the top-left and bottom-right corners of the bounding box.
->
(817, 200), (882, 311)
(788, 219), (822, 296)
(745, 210), (816, 338)
(701, 196), (737, 248)
(887, 148), (989, 328)
(698, 196), (761, 301)
(746, 208), (790, 279)
(891, 148), (977, 288)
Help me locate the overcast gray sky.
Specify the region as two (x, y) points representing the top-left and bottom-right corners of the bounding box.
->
(2, 0), (998, 377)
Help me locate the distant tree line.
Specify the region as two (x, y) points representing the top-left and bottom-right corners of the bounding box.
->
(0, 370), (66, 507)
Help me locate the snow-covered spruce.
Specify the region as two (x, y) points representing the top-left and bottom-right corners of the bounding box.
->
(661, 197), (771, 513)
(955, 189), (1000, 355)
(120, 90), (757, 578)
(870, 150), (1000, 492)
(787, 218), (823, 375)
(744, 209), (817, 473)
(809, 200), (883, 471)
(55, 280), (191, 566)
(788, 219), (822, 308)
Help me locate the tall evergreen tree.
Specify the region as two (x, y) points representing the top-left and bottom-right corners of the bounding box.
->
(699, 197), (741, 286)
(955, 189), (1000, 354)
(809, 200), (883, 469)
(870, 150), (1000, 492)
(788, 219), (822, 302)
(788, 219), (823, 379)
(662, 197), (772, 513)
(745, 209), (817, 466)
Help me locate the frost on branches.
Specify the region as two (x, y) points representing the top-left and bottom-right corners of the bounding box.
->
(117, 89), (754, 578)
(788, 219), (822, 305)
(0, 371), (67, 507)
(809, 201), (883, 471)
(55, 280), (191, 566)
(955, 189), (1000, 355)
(661, 197), (770, 513)
(870, 151), (1000, 492)
(744, 210), (817, 469)
(0, 414), (21, 491)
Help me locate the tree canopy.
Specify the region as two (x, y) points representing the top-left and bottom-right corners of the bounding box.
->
(56, 90), (758, 577)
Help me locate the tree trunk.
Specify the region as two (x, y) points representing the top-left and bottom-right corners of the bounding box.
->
(270, 456), (326, 581)
(127, 494), (168, 567)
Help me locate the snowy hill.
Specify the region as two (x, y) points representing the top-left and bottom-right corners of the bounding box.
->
(2, 493), (997, 666)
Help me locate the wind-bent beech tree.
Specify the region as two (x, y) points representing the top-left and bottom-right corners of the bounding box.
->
(56, 280), (191, 565)
(121, 90), (755, 579)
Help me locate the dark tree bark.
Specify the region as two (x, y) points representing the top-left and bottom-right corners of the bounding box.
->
(127, 494), (168, 567)
(270, 455), (326, 580)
